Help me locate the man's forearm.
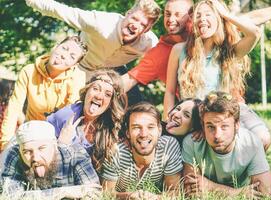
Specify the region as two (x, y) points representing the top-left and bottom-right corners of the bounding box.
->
(194, 177), (257, 197)
(115, 191), (133, 200)
(207, 181), (241, 196)
(121, 73), (138, 93)
(241, 7), (271, 26)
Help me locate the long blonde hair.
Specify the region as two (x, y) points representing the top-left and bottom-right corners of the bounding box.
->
(79, 69), (128, 171)
(179, 0), (250, 99)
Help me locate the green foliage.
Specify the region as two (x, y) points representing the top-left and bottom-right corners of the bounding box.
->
(246, 24), (271, 103)
(250, 103), (271, 166)
(0, 0), (271, 104)
(126, 176), (161, 194)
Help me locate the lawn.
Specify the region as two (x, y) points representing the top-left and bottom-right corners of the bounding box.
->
(251, 103), (271, 167)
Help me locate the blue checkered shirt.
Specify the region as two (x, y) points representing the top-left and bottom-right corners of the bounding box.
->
(0, 143), (99, 197)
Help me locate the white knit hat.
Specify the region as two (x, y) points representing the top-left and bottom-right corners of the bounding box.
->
(16, 120), (56, 144)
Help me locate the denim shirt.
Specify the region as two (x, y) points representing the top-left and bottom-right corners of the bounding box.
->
(1, 144), (99, 198)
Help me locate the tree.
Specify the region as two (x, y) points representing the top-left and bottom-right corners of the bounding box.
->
(0, 0), (270, 105)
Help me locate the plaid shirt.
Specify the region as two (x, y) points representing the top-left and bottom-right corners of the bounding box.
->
(1, 143), (99, 197)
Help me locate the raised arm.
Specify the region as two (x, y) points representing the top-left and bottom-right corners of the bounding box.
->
(241, 7), (271, 26)
(121, 73), (138, 93)
(211, 0), (260, 58)
(25, 0), (105, 32)
(163, 43), (185, 120)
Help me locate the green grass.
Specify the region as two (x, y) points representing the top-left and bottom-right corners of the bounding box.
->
(250, 103), (271, 166)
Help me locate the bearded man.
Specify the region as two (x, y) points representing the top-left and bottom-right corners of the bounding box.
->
(1, 120), (100, 199)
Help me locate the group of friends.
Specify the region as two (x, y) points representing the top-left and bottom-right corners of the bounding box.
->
(0, 0), (271, 199)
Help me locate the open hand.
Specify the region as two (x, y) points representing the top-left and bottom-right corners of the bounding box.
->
(210, 0), (230, 18)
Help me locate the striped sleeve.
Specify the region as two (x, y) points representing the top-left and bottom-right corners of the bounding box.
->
(163, 136), (183, 175)
(100, 148), (120, 182)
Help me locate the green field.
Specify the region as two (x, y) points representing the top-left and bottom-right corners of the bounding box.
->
(251, 104), (271, 167)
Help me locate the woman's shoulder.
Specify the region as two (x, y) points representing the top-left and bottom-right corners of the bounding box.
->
(172, 42), (186, 52)
(47, 102), (83, 122)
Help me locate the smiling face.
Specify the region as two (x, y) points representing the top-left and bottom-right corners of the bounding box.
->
(48, 40), (84, 72)
(164, 0), (192, 35)
(121, 8), (154, 44)
(166, 100), (194, 136)
(20, 140), (56, 178)
(203, 112), (238, 154)
(83, 75), (114, 121)
(127, 112), (161, 156)
(195, 3), (218, 39)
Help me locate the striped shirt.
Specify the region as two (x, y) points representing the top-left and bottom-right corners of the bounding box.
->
(101, 136), (183, 192)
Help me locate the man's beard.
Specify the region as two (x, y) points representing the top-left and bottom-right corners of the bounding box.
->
(23, 153), (58, 190)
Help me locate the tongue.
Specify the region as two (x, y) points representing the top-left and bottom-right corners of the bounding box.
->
(200, 26), (208, 34)
(127, 27), (135, 35)
(166, 121), (178, 130)
(89, 103), (99, 113)
(35, 166), (46, 177)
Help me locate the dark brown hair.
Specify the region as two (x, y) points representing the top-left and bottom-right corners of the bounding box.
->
(120, 101), (161, 140)
(200, 91), (240, 123)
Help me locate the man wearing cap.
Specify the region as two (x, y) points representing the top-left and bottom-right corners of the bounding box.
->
(1, 120), (100, 199)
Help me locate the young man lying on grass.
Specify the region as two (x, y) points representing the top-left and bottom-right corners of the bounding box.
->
(101, 102), (183, 200)
(0, 120), (101, 199)
(182, 91), (271, 199)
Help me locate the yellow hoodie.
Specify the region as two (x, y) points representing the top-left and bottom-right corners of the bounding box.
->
(1, 55), (86, 147)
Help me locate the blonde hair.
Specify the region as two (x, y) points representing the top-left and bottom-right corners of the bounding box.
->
(79, 69), (128, 171)
(179, 0), (250, 99)
(129, 0), (161, 24)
